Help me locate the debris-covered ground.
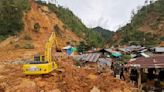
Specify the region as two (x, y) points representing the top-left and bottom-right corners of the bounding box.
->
(0, 58), (133, 92)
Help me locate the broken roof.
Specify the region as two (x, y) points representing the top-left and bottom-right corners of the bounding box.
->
(128, 56), (164, 68)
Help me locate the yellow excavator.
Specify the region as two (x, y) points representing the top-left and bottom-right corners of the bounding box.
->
(23, 31), (59, 75)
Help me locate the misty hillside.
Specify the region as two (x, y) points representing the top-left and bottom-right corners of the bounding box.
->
(112, 0), (164, 46)
(91, 27), (114, 41)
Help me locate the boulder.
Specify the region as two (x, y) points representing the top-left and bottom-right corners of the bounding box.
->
(90, 86), (100, 92)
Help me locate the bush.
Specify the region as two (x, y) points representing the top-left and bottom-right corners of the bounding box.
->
(77, 41), (89, 53)
(24, 35), (32, 40)
(160, 37), (164, 41)
(34, 23), (40, 32)
(122, 55), (131, 61)
(0, 35), (6, 42)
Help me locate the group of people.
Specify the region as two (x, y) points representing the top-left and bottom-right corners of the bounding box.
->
(111, 62), (125, 80)
(111, 62), (139, 85)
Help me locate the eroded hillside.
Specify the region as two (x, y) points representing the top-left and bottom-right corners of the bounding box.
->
(0, 0), (81, 61)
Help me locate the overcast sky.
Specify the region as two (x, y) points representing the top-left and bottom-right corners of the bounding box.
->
(43, 0), (153, 31)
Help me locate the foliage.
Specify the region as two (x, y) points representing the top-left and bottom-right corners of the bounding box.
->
(115, 0), (164, 46)
(34, 23), (40, 32)
(160, 37), (164, 41)
(0, 35), (6, 42)
(121, 55), (131, 61)
(77, 41), (90, 53)
(0, 0), (30, 40)
(36, 1), (103, 48)
(91, 27), (114, 44)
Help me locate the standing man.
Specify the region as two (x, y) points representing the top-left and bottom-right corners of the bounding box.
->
(120, 64), (125, 80)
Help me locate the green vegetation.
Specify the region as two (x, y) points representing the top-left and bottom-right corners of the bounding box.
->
(121, 55), (131, 62)
(91, 27), (114, 45)
(36, 1), (104, 48)
(114, 0), (164, 46)
(0, 35), (6, 41)
(34, 23), (41, 32)
(91, 27), (114, 40)
(77, 41), (90, 53)
(0, 0), (30, 41)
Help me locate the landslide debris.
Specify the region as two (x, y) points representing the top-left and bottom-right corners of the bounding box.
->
(0, 58), (132, 92)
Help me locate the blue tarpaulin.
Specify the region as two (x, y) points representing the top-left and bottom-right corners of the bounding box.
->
(66, 48), (72, 55)
(66, 47), (77, 55)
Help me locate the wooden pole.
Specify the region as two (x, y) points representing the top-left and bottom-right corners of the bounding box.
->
(138, 69), (142, 92)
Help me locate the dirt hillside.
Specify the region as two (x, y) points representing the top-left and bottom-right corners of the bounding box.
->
(0, 0), (80, 62)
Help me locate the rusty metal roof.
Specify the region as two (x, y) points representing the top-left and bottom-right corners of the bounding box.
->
(128, 56), (164, 68)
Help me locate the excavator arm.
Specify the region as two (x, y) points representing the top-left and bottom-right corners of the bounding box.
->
(44, 32), (56, 63)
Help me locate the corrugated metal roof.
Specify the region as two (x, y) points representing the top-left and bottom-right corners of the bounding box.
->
(128, 56), (164, 68)
(154, 47), (164, 52)
(98, 58), (112, 66)
(74, 53), (101, 62)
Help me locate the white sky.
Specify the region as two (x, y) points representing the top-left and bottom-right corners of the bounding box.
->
(41, 0), (154, 31)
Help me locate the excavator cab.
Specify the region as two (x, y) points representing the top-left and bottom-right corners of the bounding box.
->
(33, 55), (45, 62)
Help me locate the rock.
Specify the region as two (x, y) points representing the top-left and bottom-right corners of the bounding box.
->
(123, 88), (132, 92)
(6, 79), (37, 92)
(88, 74), (97, 80)
(36, 81), (47, 88)
(90, 86), (100, 92)
(56, 68), (65, 73)
(41, 6), (49, 12)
